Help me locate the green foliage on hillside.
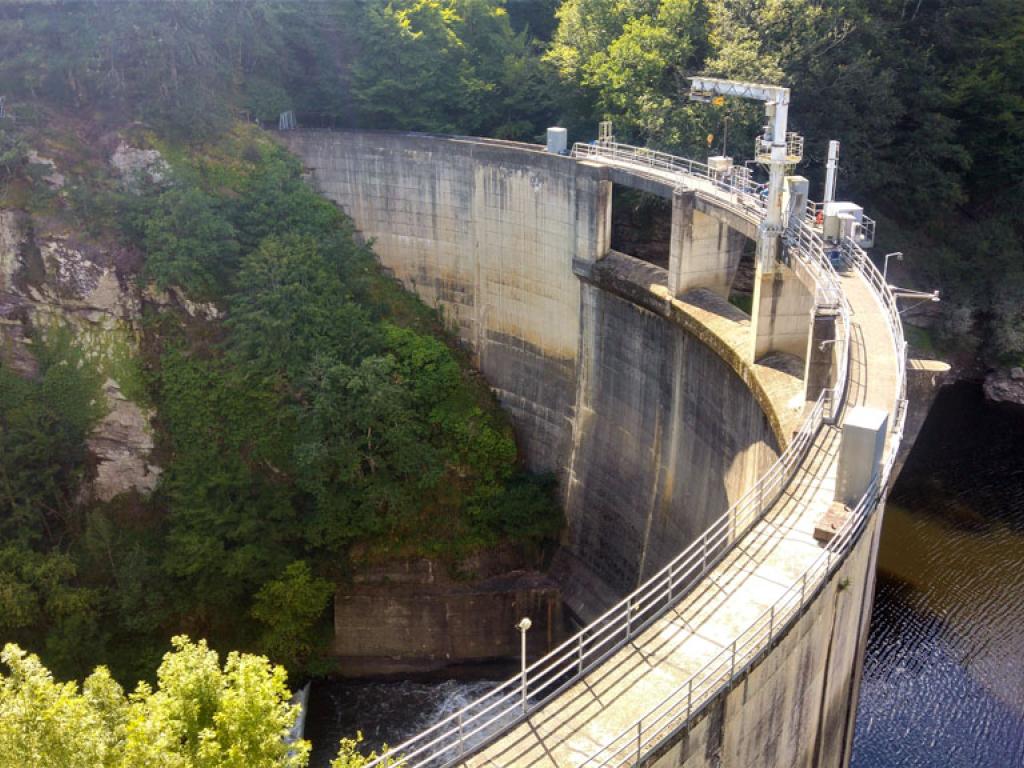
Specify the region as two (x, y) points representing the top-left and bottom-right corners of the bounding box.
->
(1, 120), (562, 686)
(0, 0), (557, 142)
(0, 637), (309, 768)
(0, 328), (105, 677)
(109, 133), (559, 678)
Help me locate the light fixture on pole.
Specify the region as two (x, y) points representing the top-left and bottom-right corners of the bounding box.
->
(883, 251), (903, 282)
(516, 617), (532, 714)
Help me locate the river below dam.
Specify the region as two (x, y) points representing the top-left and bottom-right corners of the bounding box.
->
(306, 380), (1024, 768)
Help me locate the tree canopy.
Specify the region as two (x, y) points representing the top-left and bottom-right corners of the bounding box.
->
(0, 637), (308, 768)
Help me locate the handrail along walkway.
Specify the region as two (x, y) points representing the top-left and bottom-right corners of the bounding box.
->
(363, 140), (906, 768)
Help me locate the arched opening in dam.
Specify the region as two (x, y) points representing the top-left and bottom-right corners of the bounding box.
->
(609, 186), (671, 269)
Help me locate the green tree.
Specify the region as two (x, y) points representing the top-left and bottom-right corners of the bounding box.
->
(251, 561), (333, 672)
(0, 637), (309, 768)
(350, 0), (553, 138)
(134, 185), (240, 301)
(226, 235), (379, 380)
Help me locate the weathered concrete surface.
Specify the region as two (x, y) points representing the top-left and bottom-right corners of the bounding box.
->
(464, 249), (900, 768)
(283, 132), (782, 622)
(334, 553), (562, 677)
(668, 190), (747, 300)
(751, 259), (817, 362)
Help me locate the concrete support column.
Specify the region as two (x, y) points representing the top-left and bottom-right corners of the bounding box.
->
(668, 189), (746, 299)
(750, 261), (815, 363)
(835, 407), (888, 508)
(804, 306), (839, 403)
(575, 161), (612, 265)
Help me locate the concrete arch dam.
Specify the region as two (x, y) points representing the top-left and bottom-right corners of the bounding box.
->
(282, 131), (907, 768)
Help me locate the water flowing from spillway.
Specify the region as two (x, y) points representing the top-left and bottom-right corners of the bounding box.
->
(306, 381), (1024, 768)
(305, 678), (501, 767)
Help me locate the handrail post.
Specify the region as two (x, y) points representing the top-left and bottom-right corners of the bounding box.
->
(668, 562), (675, 600)
(577, 634), (584, 676)
(730, 639), (737, 679)
(626, 598), (632, 640)
(769, 604), (775, 640)
(687, 678), (693, 719)
(636, 721), (642, 762)
(458, 711), (465, 755)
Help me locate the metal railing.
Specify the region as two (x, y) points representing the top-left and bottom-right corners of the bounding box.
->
(362, 140), (904, 768)
(755, 131), (804, 164)
(574, 140), (770, 203)
(578, 398), (906, 767)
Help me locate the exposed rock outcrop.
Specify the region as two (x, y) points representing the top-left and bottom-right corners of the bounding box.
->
(0, 199), (160, 503)
(88, 378), (161, 502)
(984, 367), (1024, 406)
(110, 140), (169, 187)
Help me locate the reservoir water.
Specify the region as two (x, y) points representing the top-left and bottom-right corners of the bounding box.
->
(308, 381), (1024, 767)
(851, 381), (1024, 767)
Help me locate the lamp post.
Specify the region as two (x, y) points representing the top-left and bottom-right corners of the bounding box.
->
(516, 617), (532, 714)
(883, 251), (903, 282)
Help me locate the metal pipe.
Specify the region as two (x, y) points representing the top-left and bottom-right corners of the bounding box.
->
(824, 140), (840, 203)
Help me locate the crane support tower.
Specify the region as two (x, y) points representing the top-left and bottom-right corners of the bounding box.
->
(689, 76), (802, 272)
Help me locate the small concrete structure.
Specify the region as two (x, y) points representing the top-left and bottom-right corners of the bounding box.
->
(804, 305), (839, 402)
(751, 258), (816, 362)
(546, 126), (568, 155)
(835, 406), (888, 508)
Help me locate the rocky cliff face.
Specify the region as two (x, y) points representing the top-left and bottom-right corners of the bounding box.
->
(0, 145), (161, 503)
(984, 367), (1024, 406)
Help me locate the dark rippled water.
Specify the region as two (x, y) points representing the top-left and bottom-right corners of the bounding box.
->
(307, 381), (1024, 767)
(852, 381), (1024, 767)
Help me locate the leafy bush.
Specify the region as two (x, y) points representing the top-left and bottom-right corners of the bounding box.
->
(0, 637), (309, 768)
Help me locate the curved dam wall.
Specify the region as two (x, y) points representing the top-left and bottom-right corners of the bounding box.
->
(282, 131), (780, 610)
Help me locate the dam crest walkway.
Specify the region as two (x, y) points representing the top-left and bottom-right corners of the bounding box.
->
(364, 142), (907, 768)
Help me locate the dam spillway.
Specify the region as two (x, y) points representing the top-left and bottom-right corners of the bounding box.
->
(281, 130), (906, 768)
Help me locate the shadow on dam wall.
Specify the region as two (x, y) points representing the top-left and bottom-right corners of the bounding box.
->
(281, 128), (781, 636)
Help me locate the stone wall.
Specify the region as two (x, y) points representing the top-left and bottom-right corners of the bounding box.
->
(334, 553), (563, 677)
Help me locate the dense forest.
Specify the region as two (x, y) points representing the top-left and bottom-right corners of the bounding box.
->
(0, 1), (1020, 765)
